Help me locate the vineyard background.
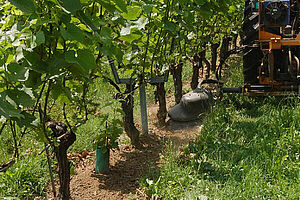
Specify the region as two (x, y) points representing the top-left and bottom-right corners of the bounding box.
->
(0, 0), (299, 199)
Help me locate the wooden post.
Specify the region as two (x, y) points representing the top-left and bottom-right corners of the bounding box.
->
(139, 82), (148, 134)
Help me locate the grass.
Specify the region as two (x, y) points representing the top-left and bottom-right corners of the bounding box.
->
(0, 155), (49, 199)
(141, 58), (300, 199)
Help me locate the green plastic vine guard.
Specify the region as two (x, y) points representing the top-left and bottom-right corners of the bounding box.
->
(95, 147), (109, 173)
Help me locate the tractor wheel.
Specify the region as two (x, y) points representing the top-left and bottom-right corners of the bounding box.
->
(242, 0), (263, 84)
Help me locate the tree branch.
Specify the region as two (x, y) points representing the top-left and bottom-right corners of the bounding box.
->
(0, 122), (7, 137)
(102, 75), (121, 93)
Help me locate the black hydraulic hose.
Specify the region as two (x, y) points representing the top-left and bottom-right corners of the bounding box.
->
(292, 1), (299, 33)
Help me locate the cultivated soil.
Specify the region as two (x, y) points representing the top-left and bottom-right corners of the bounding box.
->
(46, 100), (204, 200)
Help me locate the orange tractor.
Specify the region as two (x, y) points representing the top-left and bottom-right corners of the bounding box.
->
(242, 0), (300, 95)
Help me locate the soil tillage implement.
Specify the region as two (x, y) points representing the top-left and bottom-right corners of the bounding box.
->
(169, 0), (300, 122)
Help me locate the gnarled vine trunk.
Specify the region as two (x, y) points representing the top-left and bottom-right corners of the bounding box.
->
(47, 121), (76, 200)
(155, 82), (167, 125)
(211, 42), (220, 72)
(54, 131), (76, 200)
(232, 34), (238, 49)
(220, 37), (231, 62)
(171, 62), (183, 104)
(201, 49), (211, 79)
(121, 84), (139, 146)
(191, 53), (202, 90)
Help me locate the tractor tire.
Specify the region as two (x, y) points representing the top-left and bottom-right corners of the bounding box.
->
(242, 0), (263, 84)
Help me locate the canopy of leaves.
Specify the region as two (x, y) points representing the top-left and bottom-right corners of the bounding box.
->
(0, 0), (244, 140)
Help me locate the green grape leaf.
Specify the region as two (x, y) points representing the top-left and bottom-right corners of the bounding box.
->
(60, 23), (85, 43)
(124, 69), (134, 76)
(99, 27), (112, 45)
(48, 52), (68, 76)
(51, 83), (62, 100)
(6, 89), (35, 107)
(61, 0), (82, 14)
(15, 111), (37, 128)
(30, 60), (49, 74)
(122, 6), (142, 20)
(77, 49), (97, 70)
(99, 46), (114, 57)
(228, 5), (237, 14)
(65, 50), (96, 73)
(8, 0), (35, 13)
(143, 4), (153, 14)
(6, 62), (28, 82)
(65, 50), (79, 65)
(35, 31), (45, 46)
(114, 0), (127, 12)
(25, 70), (42, 89)
(76, 10), (100, 33)
(119, 33), (141, 43)
(68, 63), (88, 77)
(164, 21), (177, 32)
(199, 6), (212, 19)
(23, 50), (49, 73)
(23, 50), (40, 66)
(0, 95), (23, 119)
(60, 87), (72, 103)
(96, 0), (116, 13)
(65, 51), (88, 76)
(51, 83), (72, 103)
(112, 45), (124, 62)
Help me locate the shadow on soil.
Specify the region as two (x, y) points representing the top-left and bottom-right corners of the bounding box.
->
(91, 133), (161, 196)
